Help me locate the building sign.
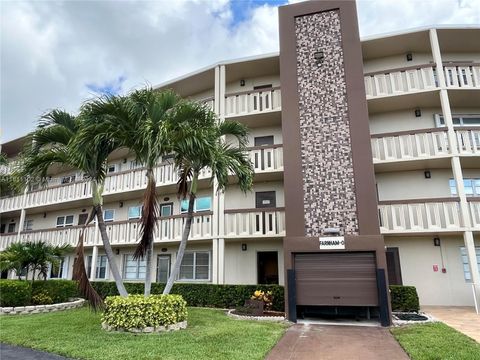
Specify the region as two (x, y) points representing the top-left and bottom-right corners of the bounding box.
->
(319, 237), (345, 250)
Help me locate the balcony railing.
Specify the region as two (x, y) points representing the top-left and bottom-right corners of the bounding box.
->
(469, 199), (480, 230)
(225, 87), (281, 117)
(364, 64), (437, 99)
(248, 145), (283, 173)
(371, 128), (450, 163)
(224, 208), (285, 238)
(0, 213), (213, 250)
(443, 63), (480, 88)
(378, 198), (462, 234)
(455, 127), (480, 155)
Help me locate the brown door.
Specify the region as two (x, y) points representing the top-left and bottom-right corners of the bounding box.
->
(295, 252), (378, 307)
(386, 247), (403, 285)
(257, 251), (279, 284)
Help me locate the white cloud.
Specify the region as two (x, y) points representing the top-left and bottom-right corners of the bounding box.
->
(1, 0), (479, 142)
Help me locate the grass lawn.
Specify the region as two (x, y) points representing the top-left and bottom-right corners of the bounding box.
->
(0, 307), (287, 360)
(391, 322), (480, 360)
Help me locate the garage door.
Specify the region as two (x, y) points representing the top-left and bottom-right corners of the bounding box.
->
(294, 252), (378, 307)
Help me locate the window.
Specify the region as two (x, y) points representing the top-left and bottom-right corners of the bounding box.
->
(103, 209), (115, 222)
(86, 255), (108, 279)
(56, 215), (74, 228)
(460, 247), (480, 282)
(435, 114), (480, 127)
(179, 252), (210, 281)
(128, 206), (142, 219)
(160, 203), (173, 217)
(254, 135), (274, 147)
(107, 164), (117, 173)
(50, 257), (68, 279)
(7, 223), (15, 233)
(450, 178), (480, 196)
(123, 255), (146, 280)
(181, 196), (212, 213)
(78, 213), (88, 225)
(61, 175), (76, 184)
(23, 219), (33, 231)
(0, 224), (5, 234)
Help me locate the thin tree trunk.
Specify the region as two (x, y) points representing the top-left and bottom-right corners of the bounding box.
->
(141, 170), (157, 297)
(144, 236), (154, 296)
(95, 204), (128, 297)
(163, 174), (198, 295)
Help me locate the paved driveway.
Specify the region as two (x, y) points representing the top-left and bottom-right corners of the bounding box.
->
(0, 343), (70, 360)
(423, 306), (480, 343)
(266, 324), (409, 360)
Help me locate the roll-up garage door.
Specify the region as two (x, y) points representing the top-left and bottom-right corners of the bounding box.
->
(294, 252), (378, 307)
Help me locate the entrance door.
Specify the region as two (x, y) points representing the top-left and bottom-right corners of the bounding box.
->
(157, 255), (171, 283)
(295, 252), (378, 306)
(257, 251), (279, 284)
(386, 247), (403, 285)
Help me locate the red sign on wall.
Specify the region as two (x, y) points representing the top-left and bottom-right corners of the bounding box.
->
(433, 265), (439, 272)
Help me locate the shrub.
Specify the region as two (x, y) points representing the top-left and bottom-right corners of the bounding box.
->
(102, 294), (188, 330)
(390, 285), (420, 312)
(31, 280), (78, 303)
(31, 291), (53, 305)
(0, 280), (31, 307)
(91, 282), (285, 311)
(251, 290), (273, 310)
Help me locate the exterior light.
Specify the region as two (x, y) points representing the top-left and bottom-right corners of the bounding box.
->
(424, 170), (431, 179)
(323, 228), (340, 235)
(433, 237), (440, 246)
(115, 248), (120, 255)
(240, 79), (245, 87)
(415, 109), (421, 117)
(119, 201), (124, 208)
(314, 50), (324, 65)
(406, 53), (413, 61)
(161, 247), (168, 252)
(241, 243), (247, 251)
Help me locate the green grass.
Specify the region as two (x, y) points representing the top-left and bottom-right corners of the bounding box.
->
(0, 307), (287, 360)
(392, 322), (480, 360)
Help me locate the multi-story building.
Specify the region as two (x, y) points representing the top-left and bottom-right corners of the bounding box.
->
(1, 0), (479, 322)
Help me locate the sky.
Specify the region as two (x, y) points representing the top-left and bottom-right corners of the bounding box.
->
(1, 0), (479, 143)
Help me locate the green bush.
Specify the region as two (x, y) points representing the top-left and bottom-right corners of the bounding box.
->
(0, 280), (32, 307)
(91, 282), (285, 311)
(32, 280), (78, 303)
(390, 285), (420, 312)
(31, 291), (53, 305)
(102, 294), (187, 329)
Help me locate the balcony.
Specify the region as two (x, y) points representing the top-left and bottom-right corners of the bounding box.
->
(364, 63), (480, 99)
(224, 208), (285, 238)
(455, 128), (480, 155)
(469, 198), (480, 230)
(371, 128), (450, 164)
(0, 213), (213, 250)
(225, 87), (281, 118)
(248, 145), (283, 173)
(378, 198), (462, 234)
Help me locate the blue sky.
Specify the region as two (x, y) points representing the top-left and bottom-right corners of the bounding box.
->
(230, 0), (288, 26)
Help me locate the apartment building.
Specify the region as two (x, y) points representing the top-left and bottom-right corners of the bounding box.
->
(1, 1), (479, 322)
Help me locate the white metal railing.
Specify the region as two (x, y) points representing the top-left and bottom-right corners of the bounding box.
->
(224, 208), (285, 238)
(444, 64), (480, 88)
(0, 194), (24, 213)
(470, 201), (480, 230)
(371, 129), (450, 163)
(455, 128), (480, 155)
(364, 65), (437, 98)
(0, 213), (213, 250)
(378, 200), (462, 233)
(225, 87), (281, 117)
(249, 145), (283, 172)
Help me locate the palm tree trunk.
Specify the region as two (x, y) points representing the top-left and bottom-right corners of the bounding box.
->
(141, 170), (157, 297)
(163, 173), (198, 295)
(144, 237), (154, 296)
(95, 205), (128, 297)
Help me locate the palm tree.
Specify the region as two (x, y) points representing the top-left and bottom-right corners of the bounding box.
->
(18, 110), (128, 300)
(84, 88), (180, 296)
(163, 101), (254, 294)
(0, 243), (29, 279)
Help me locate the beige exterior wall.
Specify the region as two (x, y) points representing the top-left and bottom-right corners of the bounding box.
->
(224, 238), (284, 285)
(363, 53), (433, 74)
(225, 75), (280, 94)
(369, 108), (440, 134)
(441, 52), (480, 63)
(376, 169), (454, 201)
(385, 236), (479, 306)
(224, 181), (284, 210)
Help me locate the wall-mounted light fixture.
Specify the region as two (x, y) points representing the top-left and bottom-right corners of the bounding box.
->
(115, 248), (120, 255)
(414, 109), (421, 117)
(123, 158), (127, 164)
(323, 228), (340, 235)
(424, 170), (431, 179)
(240, 79), (245, 87)
(43, 212), (47, 218)
(164, 197), (170, 201)
(433, 237), (441, 246)
(82, 209), (86, 213)
(119, 201), (124, 208)
(241, 243), (247, 251)
(161, 247), (168, 252)
(314, 50), (324, 65)
(406, 53), (413, 61)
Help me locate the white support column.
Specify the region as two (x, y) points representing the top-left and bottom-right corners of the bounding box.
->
(17, 208), (26, 242)
(89, 245), (98, 280)
(218, 238), (225, 284)
(212, 238), (219, 284)
(431, 28), (480, 313)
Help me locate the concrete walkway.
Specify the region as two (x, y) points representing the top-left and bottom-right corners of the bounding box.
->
(423, 306), (480, 343)
(266, 324), (409, 360)
(0, 343), (70, 360)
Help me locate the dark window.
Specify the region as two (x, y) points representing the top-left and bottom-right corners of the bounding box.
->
(386, 248), (403, 285)
(0, 224), (5, 234)
(254, 136), (274, 147)
(78, 213), (88, 225)
(7, 223), (15, 233)
(253, 84), (272, 90)
(255, 191), (276, 208)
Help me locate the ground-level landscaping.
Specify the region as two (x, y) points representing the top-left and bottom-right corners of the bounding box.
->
(392, 322), (480, 360)
(0, 307), (287, 360)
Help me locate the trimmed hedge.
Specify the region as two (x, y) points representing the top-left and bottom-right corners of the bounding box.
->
(91, 282), (285, 312)
(0, 280), (32, 307)
(0, 280), (78, 307)
(102, 295), (187, 329)
(390, 285), (420, 312)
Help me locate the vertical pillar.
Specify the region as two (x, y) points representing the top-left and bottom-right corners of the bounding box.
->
(90, 245), (98, 280)
(17, 208), (26, 241)
(212, 239), (219, 284)
(218, 238), (225, 284)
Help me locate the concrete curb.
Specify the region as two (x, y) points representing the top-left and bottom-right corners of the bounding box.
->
(101, 320), (188, 333)
(0, 298), (85, 316)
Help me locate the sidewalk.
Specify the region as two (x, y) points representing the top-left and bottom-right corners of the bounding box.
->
(423, 306), (480, 343)
(0, 343), (70, 360)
